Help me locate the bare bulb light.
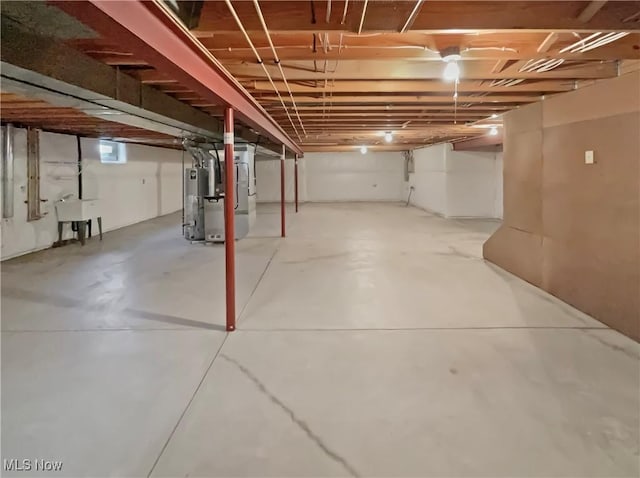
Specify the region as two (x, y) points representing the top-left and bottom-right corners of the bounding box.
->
(384, 132), (393, 143)
(443, 61), (460, 82)
(491, 113), (498, 119)
(489, 127), (498, 136)
(360, 145), (368, 154)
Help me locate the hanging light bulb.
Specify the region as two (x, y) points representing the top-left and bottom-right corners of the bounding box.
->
(384, 132), (393, 143)
(489, 127), (498, 136)
(360, 145), (368, 154)
(443, 61), (460, 82)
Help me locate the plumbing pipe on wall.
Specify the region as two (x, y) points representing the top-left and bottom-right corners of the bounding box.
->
(2, 123), (15, 218)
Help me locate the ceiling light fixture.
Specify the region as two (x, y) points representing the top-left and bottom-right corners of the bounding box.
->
(384, 132), (393, 143)
(489, 127), (498, 136)
(443, 61), (460, 82)
(491, 113), (498, 119)
(440, 46), (461, 82)
(360, 145), (368, 154)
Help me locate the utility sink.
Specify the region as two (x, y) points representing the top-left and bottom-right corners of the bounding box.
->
(55, 199), (101, 222)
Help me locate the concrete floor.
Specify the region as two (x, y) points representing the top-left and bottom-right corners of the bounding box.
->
(2, 203), (639, 477)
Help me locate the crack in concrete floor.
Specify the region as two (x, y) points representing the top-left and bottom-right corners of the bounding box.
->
(220, 354), (361, 477)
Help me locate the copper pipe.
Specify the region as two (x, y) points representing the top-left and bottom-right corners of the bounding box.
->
(281, 144), (286, 237)
(224, 107), (236, 332)
(294, 154), (299, 213)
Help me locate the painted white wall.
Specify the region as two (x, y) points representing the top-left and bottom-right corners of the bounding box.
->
(256, 152), (403, 203)
(445, 148), (501, 218)
(407, 143), (503, 218)
(407, 143), (448, 215)
(494, 151), (504, 219)
(1, 129), (183, 260)
(255, 158), (298, 203)
(305, 152), (403, 201)
(81, 138), (183, 231)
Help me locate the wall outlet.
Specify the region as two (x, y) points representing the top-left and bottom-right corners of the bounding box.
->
(585, 150), (595, 164)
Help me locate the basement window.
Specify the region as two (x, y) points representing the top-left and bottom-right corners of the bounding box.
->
(99, 140), (126, 164)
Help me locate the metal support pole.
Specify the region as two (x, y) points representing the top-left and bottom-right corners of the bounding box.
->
(294, 154), (299, 213)
(280, 144), (287, 237)
(281, 144), (286, 237)
(224, 107), (236, 332)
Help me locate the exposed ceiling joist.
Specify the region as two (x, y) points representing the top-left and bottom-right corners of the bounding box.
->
(192, 1), (640, 33)
(225, 60), (620, 81)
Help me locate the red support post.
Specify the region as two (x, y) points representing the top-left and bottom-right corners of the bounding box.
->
(294, 154), (299, 213)
(224, 107), (236, 332)
(281, 145), (286, 238)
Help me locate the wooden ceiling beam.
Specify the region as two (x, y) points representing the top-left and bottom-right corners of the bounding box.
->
(267, 104), (511, 111)
(303, 145), (427, 152)
(210, 46), (640, 62)
(193, 1), (639, 33)
(196, 31), (640, 61)
(271, 111), (494, 118)
(257, 94), (540, 104)
(225, 59), (619, 80)
(246, 79), (575, 93)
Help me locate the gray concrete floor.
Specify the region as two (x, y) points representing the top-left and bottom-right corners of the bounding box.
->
(2, 202), (639, 477)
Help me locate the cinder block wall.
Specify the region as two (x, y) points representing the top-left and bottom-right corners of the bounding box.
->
(484, 71), (640, 340)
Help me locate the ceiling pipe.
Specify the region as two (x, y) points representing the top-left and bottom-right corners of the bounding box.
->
(357, 0), (368, 34)
(341, 0), (349, 24)
(253, 0), (307, 137)
(224, 0), (301, 140)
(400, 0), (424, 33)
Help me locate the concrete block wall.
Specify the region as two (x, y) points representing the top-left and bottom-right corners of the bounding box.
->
(0, 129), (183, 260)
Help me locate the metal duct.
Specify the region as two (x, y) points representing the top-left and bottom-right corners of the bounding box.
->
(2, 123), (14, 218)
(0, 63), (218, 143)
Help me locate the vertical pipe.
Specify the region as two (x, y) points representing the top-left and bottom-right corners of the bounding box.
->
(294, 154), (299, 213)
(76, 136), (83, 200)
(26, 127), (40, 222)
(281, 144), (286, 237)
(224, 107), (236, 332)
(2, 123), (14, 218)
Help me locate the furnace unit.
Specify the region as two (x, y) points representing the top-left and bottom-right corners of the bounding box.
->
(183, 141), (256, 242)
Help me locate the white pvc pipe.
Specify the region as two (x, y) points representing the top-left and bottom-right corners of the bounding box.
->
(253, 0), (307, 137)
(357, 0), (369, 34)
(224, 0), (301, 140)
